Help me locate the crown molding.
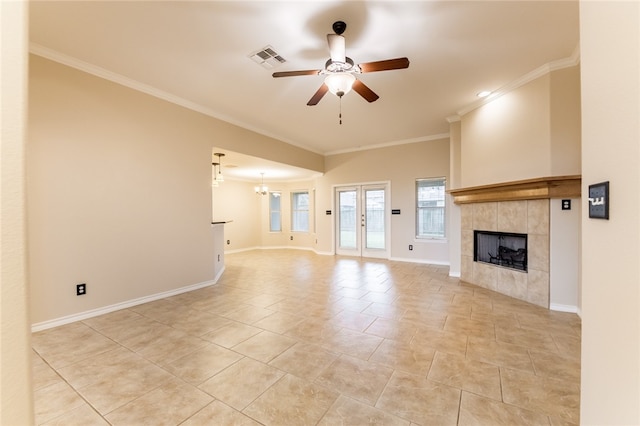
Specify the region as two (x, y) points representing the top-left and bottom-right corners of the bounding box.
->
(456, 46), (581, 117)
(323, 133), (450, 156)
(28, 43), (325, 156)
(30, 42), (581, 158)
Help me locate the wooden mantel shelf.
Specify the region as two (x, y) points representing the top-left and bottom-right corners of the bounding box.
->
(448, 175), (581, 204)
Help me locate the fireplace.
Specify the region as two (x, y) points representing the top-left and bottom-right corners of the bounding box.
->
(451, 176), (581, 309)
(457, 198), (550, 307)
(474, 230), (527, 272)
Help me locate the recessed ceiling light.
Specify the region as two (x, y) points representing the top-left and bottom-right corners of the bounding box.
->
(477, 91), (492, 98)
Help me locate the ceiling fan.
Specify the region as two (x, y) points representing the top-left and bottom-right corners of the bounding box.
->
(273, 21), (410, 106)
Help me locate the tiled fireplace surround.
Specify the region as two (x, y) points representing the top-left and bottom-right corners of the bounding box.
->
(460, 199), (549, 307)
(452, 176), (581, 309)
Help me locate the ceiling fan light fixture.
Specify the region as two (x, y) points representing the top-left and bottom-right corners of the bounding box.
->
(324, 72), (356, 97)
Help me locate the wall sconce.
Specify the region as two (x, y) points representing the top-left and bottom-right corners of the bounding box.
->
(213, 153), (225, 182)
(254, 173), (268, 195)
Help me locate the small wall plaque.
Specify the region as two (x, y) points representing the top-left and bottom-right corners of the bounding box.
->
(588, 181), (609, 219)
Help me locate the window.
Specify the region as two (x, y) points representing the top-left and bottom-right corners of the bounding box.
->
(312, 188), (316, 234)
(416, 177), (446, 238)
(269, 192), (281, 232)
(291, 191), (309, 232)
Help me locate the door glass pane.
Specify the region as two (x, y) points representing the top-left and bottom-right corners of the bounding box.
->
(339, 190), (357, 249)
(365, 189), (385, 249)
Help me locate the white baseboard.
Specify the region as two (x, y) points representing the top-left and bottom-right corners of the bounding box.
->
(226, 247), (450, 264)
(549, 303), (579, 313)
(390, 256), (450, 266)
(225, 246), (318, 255)
(449, 271), (461, 278)
(257, 245), (315, 252)
(31, 269), (224, 333)
(224, 246), (260, 254)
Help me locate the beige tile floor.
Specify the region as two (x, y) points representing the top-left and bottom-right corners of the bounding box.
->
(32, 249), (581, 425)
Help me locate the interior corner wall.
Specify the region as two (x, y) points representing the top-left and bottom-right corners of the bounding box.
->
(460, 75), (552, 187)
(316, 139), (450, 263)
(257, 180), (317, 250)
(212, 179), (261, 251)
(448, 120), (462, 276)
(28, 55), (215, 325)
(549, 198), (580, 312)
(212, 178), (318, 252)
(550, 65), (582, 176)
(27, 55), (323, 326)
(460, 66), (581, 189)
(579, 1), (640, 423)
(1, 1), (34, 424)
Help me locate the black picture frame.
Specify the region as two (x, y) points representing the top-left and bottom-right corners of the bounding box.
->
(588, 181), (609, 219)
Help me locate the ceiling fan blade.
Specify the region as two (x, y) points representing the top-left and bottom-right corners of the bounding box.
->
(352, 79), (379, 103)
(358, 57), (410, 73)
(307, 83), (329, 106)
(272, 69), (321, 78)
(327, 34), (346, 63)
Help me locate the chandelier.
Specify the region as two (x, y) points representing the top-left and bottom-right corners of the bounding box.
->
(255, 173), (268, 195)
(213, 153), (225, 183)
(211, 161), (220, 187)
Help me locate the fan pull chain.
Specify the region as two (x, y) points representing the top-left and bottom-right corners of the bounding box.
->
(339, 96), (343, 125)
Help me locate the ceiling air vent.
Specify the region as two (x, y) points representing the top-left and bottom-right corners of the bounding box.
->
(249, 46), (286, 70)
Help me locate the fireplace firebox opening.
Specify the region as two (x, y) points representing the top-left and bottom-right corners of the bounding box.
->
(474, 230), (528, 272)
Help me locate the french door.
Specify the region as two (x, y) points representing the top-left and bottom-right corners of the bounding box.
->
(335, 183), (389, 258)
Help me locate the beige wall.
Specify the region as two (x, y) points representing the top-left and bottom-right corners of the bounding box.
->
(580, 1), (640, 423)
(448, 120), (462, 276)
(460, 66), (581, 188)
(550, 66), (582, 176)
(258, 180), (317, 250)
(212, 179), (261, 250)
(461, 75), (551, 187)
(549, 198), (581, 311)
(1, 1), (34, 424)
(214, 141), (450, 263)
(212, 178), (317, 252)
(2, 4), (636, 423)
(27, 56), (323, 326)
(316, 140), (450, 262)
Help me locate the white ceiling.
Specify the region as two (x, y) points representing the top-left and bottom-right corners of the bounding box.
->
(29, 1), (579, 182)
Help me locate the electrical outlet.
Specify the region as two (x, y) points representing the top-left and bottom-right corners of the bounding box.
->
(290, 236), (293, 240)
(226, 239), (230, 245)
(409, 244), (413, 251)
(76, 283), (86, 296)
